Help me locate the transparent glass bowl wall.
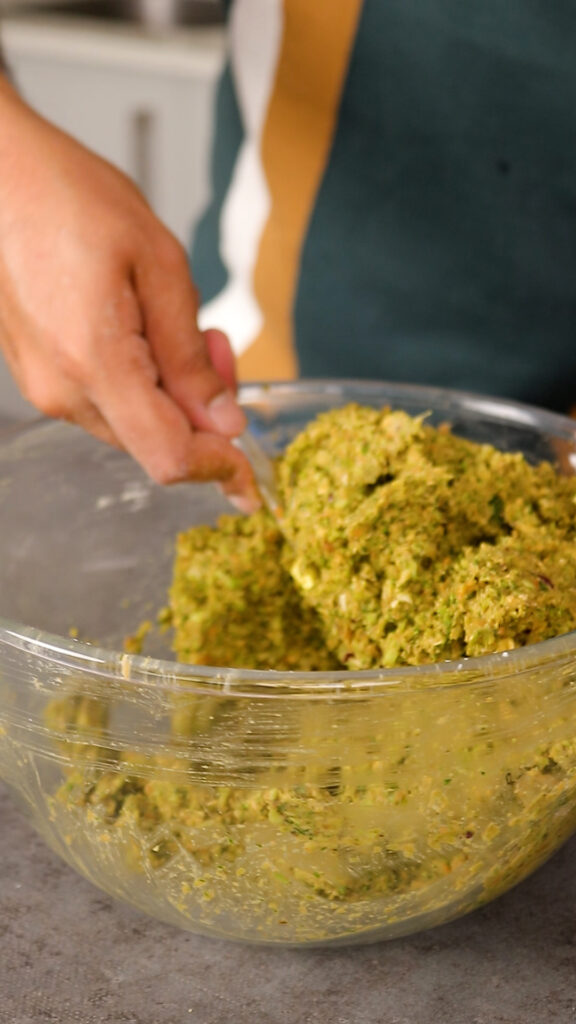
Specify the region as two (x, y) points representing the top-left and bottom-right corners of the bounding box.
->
(1, 380), (576, 947)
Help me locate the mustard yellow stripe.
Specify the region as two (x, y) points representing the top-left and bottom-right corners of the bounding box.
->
(238, 0), (364, 381)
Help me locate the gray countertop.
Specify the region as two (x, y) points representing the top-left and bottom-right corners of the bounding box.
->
(2, 782), (576, 1023)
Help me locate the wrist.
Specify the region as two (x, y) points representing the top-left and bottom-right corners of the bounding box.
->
(0, 35), (13, 78)
(0, 67), (21, 106)
(0, 69), (43, 146)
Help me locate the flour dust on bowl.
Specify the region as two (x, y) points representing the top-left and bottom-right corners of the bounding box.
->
(1, 381), (576, 947)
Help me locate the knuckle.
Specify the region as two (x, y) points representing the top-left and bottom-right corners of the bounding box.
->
(155, 232), (188, 276)
(173, 344), (212, 382)
(18, 372), (58, 415)
(117, 335), (159, 384)
(53, 344), (88, 387)
(22, 379), (68, 420)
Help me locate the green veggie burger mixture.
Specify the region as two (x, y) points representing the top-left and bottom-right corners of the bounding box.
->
(171, 404), (576, 670)
(46, 406), (576, 942)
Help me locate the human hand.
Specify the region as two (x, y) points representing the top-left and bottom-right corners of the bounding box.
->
(0, 80), (259, 511)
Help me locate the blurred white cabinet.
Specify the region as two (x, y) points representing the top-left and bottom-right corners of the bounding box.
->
(0, 16), (226, 417)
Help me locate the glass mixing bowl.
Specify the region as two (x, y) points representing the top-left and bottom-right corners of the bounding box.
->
(2, 380), (576, 947)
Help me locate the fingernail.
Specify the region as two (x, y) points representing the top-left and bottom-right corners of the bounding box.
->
(207, 391), (246, 437)
(226, 491), (262, 515)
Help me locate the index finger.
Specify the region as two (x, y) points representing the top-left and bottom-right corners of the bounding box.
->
(134, 237), (246, 438)
(90, 328), (260, 509)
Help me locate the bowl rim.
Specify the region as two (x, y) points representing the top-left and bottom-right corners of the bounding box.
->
(2, 618), (576, 699)
(2, 377), (576, 699)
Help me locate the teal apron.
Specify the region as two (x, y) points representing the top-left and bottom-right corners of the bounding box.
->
(194, 1), (576, 411)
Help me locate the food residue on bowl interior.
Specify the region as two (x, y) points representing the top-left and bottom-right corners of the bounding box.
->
(43, 404), (576, 943)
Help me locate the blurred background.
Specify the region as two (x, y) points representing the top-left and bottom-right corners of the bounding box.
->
(0, 0), (227, 417)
